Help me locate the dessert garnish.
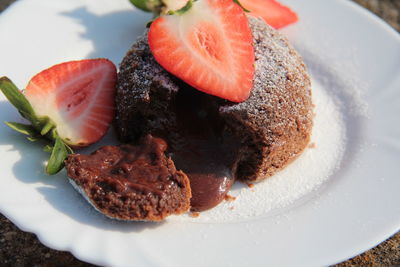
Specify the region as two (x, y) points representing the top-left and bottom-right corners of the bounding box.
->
(0, 59), (117, 174)
(238, 0), (298, 29)
(148, 0), (255, 102)
(65, 135), (191, 221)
(129, 0), (298, 29)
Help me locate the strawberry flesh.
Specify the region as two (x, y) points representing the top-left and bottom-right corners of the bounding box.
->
(24, 59), (117, 147)
(148, 0), (255, 103)
(239, 0), (298, 29)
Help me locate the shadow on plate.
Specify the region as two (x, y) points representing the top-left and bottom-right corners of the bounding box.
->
(59, 6), (152, 63)
(0, 101), (165, 233)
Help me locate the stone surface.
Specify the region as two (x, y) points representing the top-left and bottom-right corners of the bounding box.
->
(353, 0), (400, 31)
(0, 0), (398, 266)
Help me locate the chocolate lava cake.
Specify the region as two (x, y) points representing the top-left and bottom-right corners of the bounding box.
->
(115, 16), (313, 187)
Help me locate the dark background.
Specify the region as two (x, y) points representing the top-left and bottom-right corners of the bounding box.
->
(0, 0), (399, 266)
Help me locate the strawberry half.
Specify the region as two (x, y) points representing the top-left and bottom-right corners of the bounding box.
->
(239, 0), (298, 29)
(148, 0), (255, 103)
(25, 59), (116, 147)
(0, 59), (117, 174)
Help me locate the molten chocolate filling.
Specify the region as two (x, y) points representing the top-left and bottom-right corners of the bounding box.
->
(169, 82), (240, 212)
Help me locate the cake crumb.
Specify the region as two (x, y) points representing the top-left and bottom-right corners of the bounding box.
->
(229, 206), (235, 210)
(224, 194), (236, 202)
(246, 183), (255, 188)
(308, 142), (316, 148)
(189, 212), (200, 218)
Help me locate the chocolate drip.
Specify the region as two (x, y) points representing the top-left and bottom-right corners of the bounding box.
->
(170, 82), (239, 212)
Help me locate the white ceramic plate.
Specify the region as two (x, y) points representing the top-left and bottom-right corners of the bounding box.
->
(0, 0), (399, 266)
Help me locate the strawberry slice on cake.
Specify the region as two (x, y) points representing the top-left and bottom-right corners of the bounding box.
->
(148, 0), (255, 103)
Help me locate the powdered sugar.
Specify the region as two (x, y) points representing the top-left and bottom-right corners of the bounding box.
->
(287, 20), (370, 118)
(220, 17), (313, 182)
(169, 78), (346, 223)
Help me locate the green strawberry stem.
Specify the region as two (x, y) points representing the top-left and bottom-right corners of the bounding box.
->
(130, 0), (248, 16)
(43, 144), (54, 153)
(4, 121), (38, 136)
(0, 77), (36, 122)
(46, 134), (69, 175)
(129, 0), (163, 13)
(166, 0), (193, 15)
(27, 136), (42, 142)
(40, 119), (56, 136)
(0, 76), (73, 175)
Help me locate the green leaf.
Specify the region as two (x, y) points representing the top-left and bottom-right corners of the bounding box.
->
(0, 77), (36, 121)
(27, 136), (41, 142)
(130, 0), (151, 11)
(233, 0), (250, 12)
(4, 121), (38, 136)
(45, 127), (58, 141)
(146, 19), (154, 28)
(129, 0), (162, 12)
(40, 119), (55, 136)
(65, 144), (74, 154)
(46, 137), (69, 175)
(167, 0), (193, 15)
(43, 144), (54, 153)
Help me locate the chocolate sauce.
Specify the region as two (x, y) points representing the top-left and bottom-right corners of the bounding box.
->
(170, 82), (239, 212)
(172, 138), (236, 211)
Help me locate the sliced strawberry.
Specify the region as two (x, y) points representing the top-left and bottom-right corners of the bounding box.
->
(148, 0), (255, 103)
(239, 0), (298, 29)
(0, 59), (117, 174)
(24, 59), (117, 147)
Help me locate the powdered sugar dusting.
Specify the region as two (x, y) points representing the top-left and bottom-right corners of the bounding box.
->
(169, 79), (346, 223)
(220, 17), (313, 181)
(287, 20), (369, 118)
